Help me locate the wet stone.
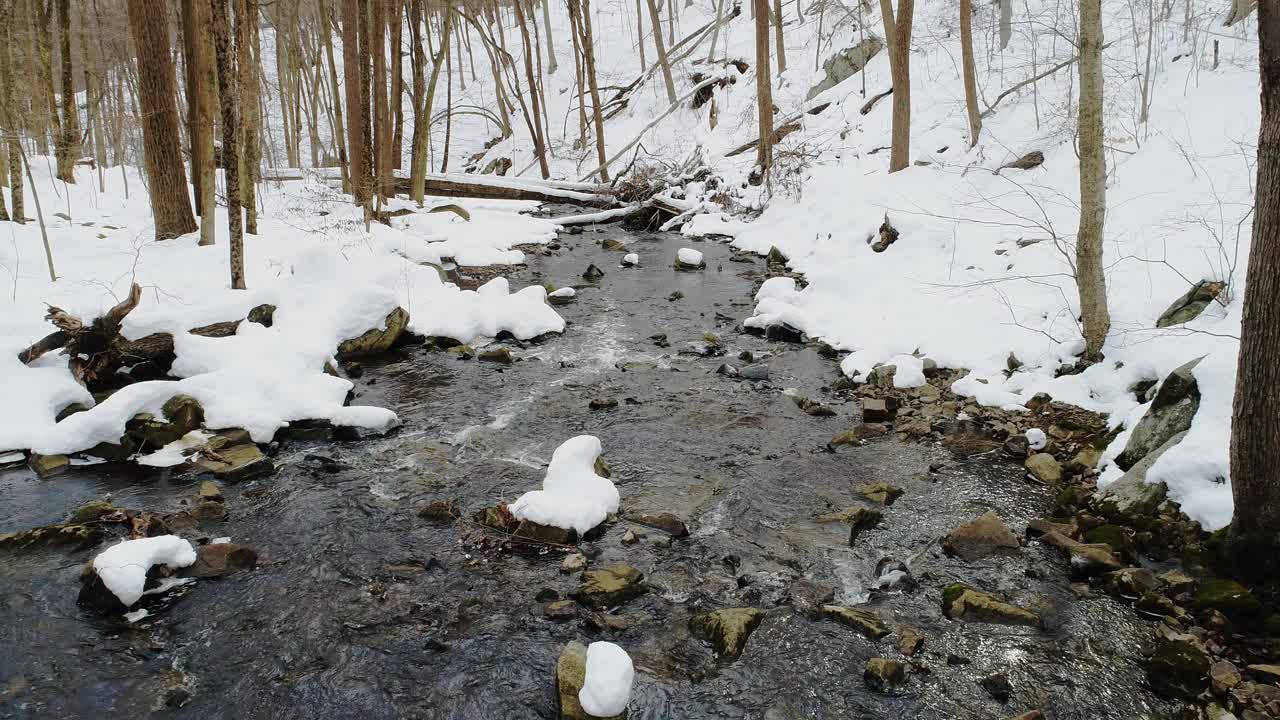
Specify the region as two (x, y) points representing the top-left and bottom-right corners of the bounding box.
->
(194, 444), (275, 483)
(574, 565), (646, 608)
(556, 640), (626, 720)
(626, 512), (689, 538)
(689, 608), (766, 659)
(942, 511), (1020, 561)
(589, 398), (619, 411)
(895, 627), (925, 656)
(858, 482), (903, 505)
(846, 507), (884, 544)
(941, 584), (1040, 627)
(561, 553), (588, 573)
(479, 347), (514, 364)
(980, 672), (1013, 702)
(543, 600), (578, 621)
(28, 453), (69, 478)
(820, 605), (890, 640)
(417, 500), (459, 523)
(862, 398), (892, 422)
(198, 481), (224, 503)
(1146, 638), (1210, 700)
(1023, 453), (1062, 483)
(863, 658), (907, 693)
(183, 543), (259, 579)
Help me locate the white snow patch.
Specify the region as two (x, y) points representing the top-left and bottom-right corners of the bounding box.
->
(92, 536), (198, 608)
(890, 355), (926, 389)
(579, 641), (635, 717)
(549, 287), (576, 299)
(136, 430), (214, 467)
(621, 253), (639, 267)
(676, 248), (704, 267)
(123, 609), (150, 623)
(1025, 429), (1048, 451)
(507, 435), (619, 534)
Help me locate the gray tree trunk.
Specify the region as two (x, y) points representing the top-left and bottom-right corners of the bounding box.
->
(1074, 0), (1110, 360)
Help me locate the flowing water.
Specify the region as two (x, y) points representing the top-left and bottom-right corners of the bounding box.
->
(0, 223), (1174, 719)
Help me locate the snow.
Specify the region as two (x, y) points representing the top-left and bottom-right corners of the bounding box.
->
(578, 641), (635, 717)
(1025, 429), (1048, 451)
(0, 165), (563, 458)
(549, 287), (576, 299)
(507, 435), (619, 535)
(91, 536), (198, 608)
(676, 248), (704, 267)
(889, 355), (926, 389)
(621, 253), (639, 267)
(136, 431), (214, 467)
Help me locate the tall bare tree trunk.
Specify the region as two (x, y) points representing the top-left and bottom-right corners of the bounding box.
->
(0, 0), (22, 222)
(1075, 0), (1109, 360)
(752, 0), (772, 184)
(579, 0), (608, 182)
(342, 0), (370, 206)
(635, 0), (647, 70)
(772, 0), (785, 76)
(410, 5), (448, 203)
(236, 0), (260, 234)
(879, 0), (913, 173)
(960, 0), (981, 147)
(999, 0), (1011, 49)
(183, 0), (216, 246)
(211, 0), (245, 289)
(55, 0), (77, 182)
(126, 0), (197, 240)
(644, 0), (677, 103)
(390, 0), (404, 170)
(513, 0), (549, 177)
(540, 0), (556, 74)
(1227, 0), (1280, 578)
(320, 0), (349, 191)
(371, 0), (391, 199)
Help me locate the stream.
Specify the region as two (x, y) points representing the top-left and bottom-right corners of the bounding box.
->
(0, 223), (1174, 719)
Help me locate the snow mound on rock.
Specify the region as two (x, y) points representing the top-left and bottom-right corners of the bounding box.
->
(676, 248), (704, 266)
(579, 641), (635, 717)
(92, 536), (198, 607)
(508, 435), (619, 534)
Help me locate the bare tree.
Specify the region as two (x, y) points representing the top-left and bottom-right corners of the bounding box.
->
(182, 0), (216, 246)
(55, 0), (78, 182)
(772, 0), (785, 75)
(211, 0), (245, 289)
(236, 0), (260, 234)
(644, 0), (677, 103)
(752, 0), (772, 183)
(879, 0), (914, 172)
(342, 0), (370, 206)
(126, 0), (197, 240)
(1075, 0), (1110, 360)
(960, 0), (981, 146)
(0, 0), (22, 222)
(513, 0), (550, 177)
(1227, 0), (1280, 578)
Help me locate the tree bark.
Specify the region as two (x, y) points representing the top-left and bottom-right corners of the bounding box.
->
(752, 0), (772, 183)
(0, 0), (22, 222)
(126, 0), (198, 240)
(1075, 0), (1109, 360)
(211, 0), (246, 289)
(1227, 0), (1280, 578)
(342, 0), (370, 206)
(182, 0), (216, 246)
(410, 6), (449, 203)
(390, 0), (404, 169)
(513, 0), (549, 178)
(540, 0), (556, 74)
(579, 0), (608, 182)
(880, 0), (913, 173)
(960, 0), (981, 147)
(55, 0), (78, 183)
(772, 0), (785, 76)
(236, 0), (260, 234)
(644, 0), (677, 104)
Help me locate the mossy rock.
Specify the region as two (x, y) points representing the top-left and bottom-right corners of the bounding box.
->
(941, 583), (1040, 627)
(574, 564), (646, 609)
(690, 608), (766, 659)
(1145, 639), (1209, 700)
(67, 500), (119, 525)
(593, 456), (611, 478)
(1083, 524), (1134, 557)
(863, 657), (907, 693)
(555, 641), (627, 720)
(28, 453), (70, 478)
(820, 605), (890, 639)
(847, 507), (883, 544)
(161, 394), (205, 434)
(336, 307), (410, 358)
(859, 483), (903, 506)
(1194, 579), (1265, 624)
(193, 443), (275, 483)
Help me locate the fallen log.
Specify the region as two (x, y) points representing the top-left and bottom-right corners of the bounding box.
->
(860, 87), (894, 115)
(389, 175), (618, 207)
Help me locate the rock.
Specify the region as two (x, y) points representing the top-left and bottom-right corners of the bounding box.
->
(561, 553), (588, 573)
(68, 500), (119, 524)
(1194, 578), (1265, 624)
(785, 579), (836, 616)
(859, 483), (903, 505)
(336, 307), (409, 358)
(1114, 357), (1202, 470)
(740, 364), (770, 381)
(1025, 517), (1077, 538)
(1146, 638), (1210, 700)
(478, 347), (514, 364)
(980, 672), (1012, 702)
(77, 571), (131, 615)
(447, 344), (475, 359)
(766, 246), (787, 269)
(620, 529), (639, 545)
(762, 323), (804, 342)
(690, 608), (766, 659)
(1068, 445), (1101, 472)
(805, 36), (884, 100)
(583, 264), (605, 281)
(667, 291), (684, 302)
(862, 398), (892, 422)
(1135, 592), (1182, 620)
(161, 394), (205, 435)
(1036, 530), (1124, 577)
(28, 453), (69, 478)
(895, 627), (925, 656)
(589, 398), (619, 411)
(1211, 661), (1243, 693)
(673, 248), (706, 270)
(548, 288), (577, 306)
(1101, 567), (1163, 598)
(0, 522), (104, 550)
(863, 658), (907, 693)
(183, 543), (259, 578)
(793, 396), (836, 417)
(544, 599), (578, 621)
(941, 584), (1040, 627)
(198, 481), (224, 503)
(1093, 431), (1186, 519)
(942, 511), (1020, 561)
(999, 150), (1046, 171)
(820, 605), (890, 639)
(846, 507), (884, 544)
(1245, 664), (1280, 683)
(556, 641), (627, 720)
(626, 512), (689, 538)
(417, 500), (459, 523)
(574, 565), (646, 608)
(1023, 453), (1062, 483)
(716, 363), (740, 378)
(1082, 524), (1133, 558)
(1157, 280), (1225, 328)
(602, 238), (628, 251)
(514, 520), (577, 546)
(871, 216), (899, 253)
(190, 501), (228, 522)
(194, 443), (274, 483)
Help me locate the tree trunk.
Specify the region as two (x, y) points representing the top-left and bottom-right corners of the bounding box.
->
(540, 0), (557, 74)
(342, 0), (370, 206)
(772, 0), (785, 76)
(960, 0), (981, 147)
(752, 0), (772, 183)
(999, 0), (1012, 49)
(0, 0), (23, 222)
(579, 0), (609, 182)
(371, 0), (391, 200)
(1075, 0), (1109, 360)
(513, 0), (549, 178)
(55, 0), (78, 183)
(236, 0), (260, 234)
(320, 0), (349, 191)
(410, 6), (449, 203)
(126, 0), (197, 240)
(880, 0), (913, 173)
(390, 0), (404, 169)
(644, 0), (677, 104)
(211, 0), (245, 289)
(1227, 0), (1280, 578)
(182, 0), (216, 246)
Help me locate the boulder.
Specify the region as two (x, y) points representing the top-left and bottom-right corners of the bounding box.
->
(183, 543), (259, 578)
(820, 605), (889, 639)
(1114, 357), (1201, 470)
(895, 627), (925, 656)
(162, 395), (205, 435)
(942, 511), (1020, 561)
(1036, 530), (1124, 577)
(689, 608), (766, 659)
(198, 481), (223, 503)
(336, 307), (410, 358)
(68, 500), (120, 524)
(561, 553), (588, 573)
(1023, 453), (1062, 483)
(805, 36), (885, 100)
(602, 238), (628, 251)
(1156, 280), (1225, 328)
(941, 584), (1040, 627)
(478, 347), (514, 364)
(999, 151), (1045, 171)
(556, 641), (627, 720)
(862, 398), (892, 422)
(858, 483), (903, 505)
(1093, 431), (1185, 520)
(514, 520), (577, 546)
(626, 512), (689, 538)
(574, 565), (646, 609)
(0, 522), (104, 550)
(846, 507), (884, 544)
(194, 443), (275, 483)
(863, 658), (907, 693)
(1193, 578), (1265, 624)
(1145, 638), (1210, 700)
(28, 453), (69, 478)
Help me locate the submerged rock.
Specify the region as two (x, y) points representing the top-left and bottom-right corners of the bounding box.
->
(1114, 357), (1201, 470)
(846, 507), (883, 543)
(574, 565), (646, 609)
(0, 522), (104, 550)
(626, 512), (689, 538)
(689, 608), (766, 659)
(583, 264), (605, 281)
(942, 511), (1020, 561)
(194, 444), (275, 483)
(941, 584), (1040, 627)
(28, 453), (69, 478)
(895, 627), (925, 656)
(820, 605), (889, 639)
(183, 543), (259, 579)
(863, 658), (907, 693)
(858, 483), (903, 505)
(478, 347), (514, 364)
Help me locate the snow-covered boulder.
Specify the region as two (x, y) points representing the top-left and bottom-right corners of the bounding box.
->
(674, 248), (705, 270)
(580, 642), (635, 717)
(549, 287), (577, 306)
(508, 435), (619, 535)
(621, 253), (639, 267)
(78, 535), (198, 614)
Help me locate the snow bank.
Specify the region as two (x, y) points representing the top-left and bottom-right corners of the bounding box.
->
(92, 536), (198, 608)
(579, 641), (635, 717)
(508, 436), (619, 534)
